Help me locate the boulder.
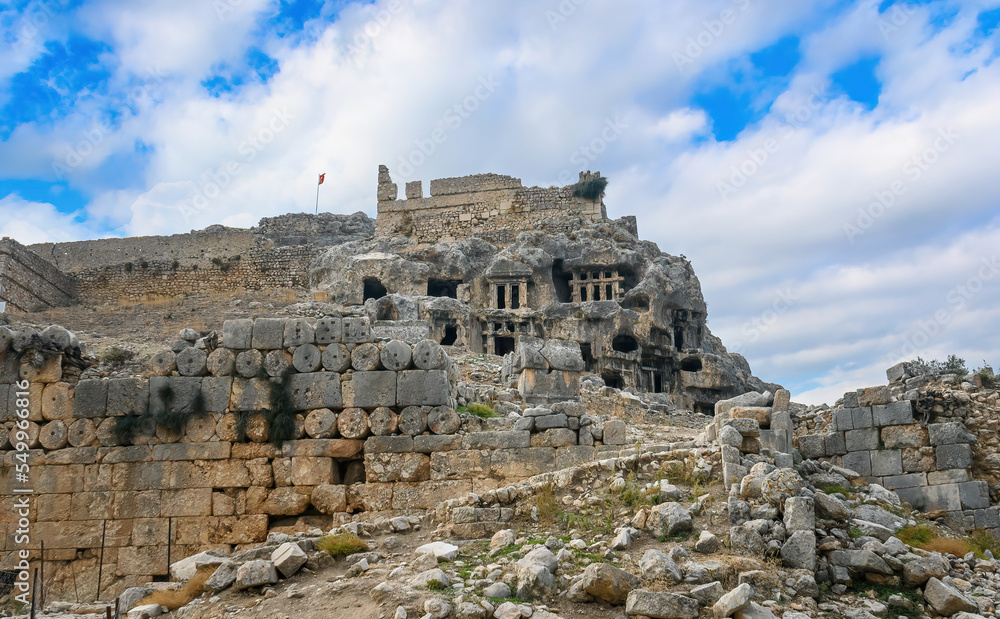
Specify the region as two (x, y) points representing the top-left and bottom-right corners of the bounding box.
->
(626, 590), (701, 619)
(578, 562), (641, 605)
(780, 531), (816, 571)
(234, 560), (278, 590)
(516, 563), (556, 600)
(515, 546), (558, 574)
(713, 583), (753, 618)
(903, 554), (950, 586)
(923, 577), (978, 616)
(639, 549), (682, 583)
(409, 568), (450, 589)
(205, 560), (238, 591)
(695, 530), (720, 554)
(415, 541), (460, 562)
(271, 542), (308, 578)
(814, 492), (851, 520)
(760, 469), (803, 505)
(648, 502), (692, 537)
(690, 581), (725, 606)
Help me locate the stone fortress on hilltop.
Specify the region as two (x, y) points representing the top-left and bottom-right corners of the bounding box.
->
(2, 165), (776, 414)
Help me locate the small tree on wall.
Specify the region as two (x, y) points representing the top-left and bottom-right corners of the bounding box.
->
(572, 176), (608, 200)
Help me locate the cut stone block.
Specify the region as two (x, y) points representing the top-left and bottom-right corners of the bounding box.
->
(936, 443), (973, 470)
(871, 449), (902, 476)
(850, 407), (873, 429)
(842, 451), (872, 476)
(872, 401), (913, 426)
(251, 318), (284, 349)
(894, 483), (962, 512)
(396, 370), (450, 407)
(347, 372), (396, 408)
(222, 319), (253, 349)
(73, 380), (108, 418)
(959, 481), (990, 510)
(845, 428), (879, 452)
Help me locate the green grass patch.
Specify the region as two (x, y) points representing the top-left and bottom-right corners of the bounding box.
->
(896, 524), (935, 547)
(848, 525), (865, 539)
(821, 484), (850, 496)
(457, 403), (500, 418)
(316, 532), (368, 557)
(426, 579), (446, 591)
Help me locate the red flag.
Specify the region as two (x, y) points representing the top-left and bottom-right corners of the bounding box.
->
(318, 173), (326, 185)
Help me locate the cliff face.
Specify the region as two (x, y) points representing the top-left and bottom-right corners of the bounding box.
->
(310, 217), (776, 413)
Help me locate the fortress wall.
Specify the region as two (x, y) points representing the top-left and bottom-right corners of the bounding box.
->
(0, 317), (628, 600)
(375, 169), (606, 245)
(0, 238), (77, 313)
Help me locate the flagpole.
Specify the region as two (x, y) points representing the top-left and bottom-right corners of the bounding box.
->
(315, 174), (321, 214)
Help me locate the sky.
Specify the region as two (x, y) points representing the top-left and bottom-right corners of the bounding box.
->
(2, 0), (1000, 406)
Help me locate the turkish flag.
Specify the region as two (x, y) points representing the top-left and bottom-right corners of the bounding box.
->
(318, 173), (326, 185)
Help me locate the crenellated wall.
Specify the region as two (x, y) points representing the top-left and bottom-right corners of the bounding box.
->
(374, 166), (608, 246)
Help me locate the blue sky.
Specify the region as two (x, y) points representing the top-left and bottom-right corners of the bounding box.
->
(2, 0), (1000, 405)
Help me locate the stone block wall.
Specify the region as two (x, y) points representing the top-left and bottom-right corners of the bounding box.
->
(24, 212), (375, 306)
(794, 386), (997, 530)
(375, 166), (607, 246)
(0, 318), (630, 600)
(0, 238), (77, 313)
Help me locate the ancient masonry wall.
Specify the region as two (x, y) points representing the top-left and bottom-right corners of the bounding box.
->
(25, 213), (375, 305)
(0, 238), (77, 313)
(793, 385), (997, 529)
(374, 167), (607, 246)
(0, 317), (629, 600)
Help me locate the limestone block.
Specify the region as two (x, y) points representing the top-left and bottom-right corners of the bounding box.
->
(797, 434), (826, 459)
(41, 382), (73, 420)
(368, 406), (397, 435)
(223, 319), (253, 349)
(881, 425), (928, 449)
(857, 386), (891, 406)
(153, 441), (230, 461)
(534, 413), (568, 430)
(342, 317), (373, 343)
(397, 370), (450, 406)
(832, 409), (854, 432)
(936, 443), (973, 469)
(283, 319), (314, 347)
(927, 469), (970, 485)
(845, 428), (879, 451)
(292, 344), (322, 372)
(959, 480), (990, 510)
(872, 401), (913, 426)
(772, 389), (790, 412)
(894, 483), (961, 512)
(264, 350), (291, 377)
(149, 377), (203, 415)
(539, 339), (585, 371)
(200, 376), (232, 413)
(161, 487), (213, 517)
(625, 591), (700, 619)
(730, 406), (771, 427)
(207, 348), (235, 376)
(234, 559), (278, 590)
(881, 473), (927, 489)
(73, 380), (108, 418)
(68, 418), (97, 447)
(530, 428), (577, 448)
(231, 378), (271, 411)
(431, 449), (490, 480)
(262, 486), (312, 515)
(311, 484), (347, 513)
(398, 406), (428, 435)
(412, 339), (446, 370)
(489, 447), (554, 479)
(176, 347), (208, 377)
(287, 372), (342, 410)
(20, 354), (62, 382)
(321, 343), (351, 372)
(851, 407), (873, 428)
(185, 414), (217, 442)
(280, 439), (363, 458)
(380, 340), (412, 371)
(364, 435), (413, 453)
(928, 422), (976, 446)
(725, 418), (760, 437)
(365, 452), (430, 482)
(463, 430), (530, 450)
(351, 343), (382, 371)
(427, 406), (460, 434)
(315, 316), (343, 344)
(304, 408), (338, 438)
(841, 451), (871, 476)
(603, 419), (627, 445)
(291, 457), (335, 486)
(824, 432), (846, 456)
(413, 434), (462, 453)
(235, 349), (263, 378)
(345, 372), (396, 408)
(871, 449), (902, 476)
(251, 318), (284, 349)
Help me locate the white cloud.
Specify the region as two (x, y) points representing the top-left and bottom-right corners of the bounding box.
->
(0, 194), (105, 244)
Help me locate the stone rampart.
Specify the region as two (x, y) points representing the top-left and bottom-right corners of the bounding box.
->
(375, 166), (607, 245)
(0, 317), (630, 600)
(0, 238), (77, 313)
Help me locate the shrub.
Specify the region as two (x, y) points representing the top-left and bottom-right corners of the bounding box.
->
(572, 176), (608, 200)
(99, 346), (134, 365)
(530, 484), (560, 525)
(461, 403), (499, 418)
(139, 567), (212, 609)
(124, 262), (133, 273)
(968, 528), (1000, 559)
(426, 579), (446, 591)
(821, 484), (850, 497)
(316, 532), (368, 557)
(896, 524), (935, 547)
(139, 259), (149, 269)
